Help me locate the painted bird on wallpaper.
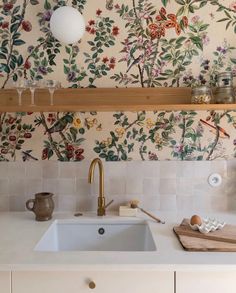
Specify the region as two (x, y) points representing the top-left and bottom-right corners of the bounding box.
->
(200, 119), (230, 139)
(45, 114), (73, 134)
(126, 54), (144, 73)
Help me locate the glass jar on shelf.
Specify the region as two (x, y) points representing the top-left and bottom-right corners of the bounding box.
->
(217, 71), (233, 87)
(214, 87), (235, 104)
(214, 71), (235, 104)
(191, 85), (213, 104)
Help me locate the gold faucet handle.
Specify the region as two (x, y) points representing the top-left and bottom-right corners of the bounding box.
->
(97, 199), (114, 216)
(105, 199), (114, 209)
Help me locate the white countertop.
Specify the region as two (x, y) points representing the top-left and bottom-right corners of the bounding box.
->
(1, 211), (236, 271)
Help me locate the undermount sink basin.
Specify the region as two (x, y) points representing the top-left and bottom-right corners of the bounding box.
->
(34, 218), (157, 252)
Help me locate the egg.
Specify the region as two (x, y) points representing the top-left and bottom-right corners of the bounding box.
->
(190, 215), (202, 226)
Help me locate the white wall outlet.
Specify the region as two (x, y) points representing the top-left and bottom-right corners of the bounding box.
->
(208, 173), (222, 187)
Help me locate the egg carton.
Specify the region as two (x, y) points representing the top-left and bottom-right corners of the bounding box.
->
(189, 218), (226, 234)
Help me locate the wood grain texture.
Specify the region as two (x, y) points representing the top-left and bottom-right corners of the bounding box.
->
(0, 87), (235, 112)
(174, 219), (236, 251)
(174, 219), (236, 244)
(174, 234), (236, 252)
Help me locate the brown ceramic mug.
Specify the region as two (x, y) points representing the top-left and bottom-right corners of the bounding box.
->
(26, 192), (54, 221)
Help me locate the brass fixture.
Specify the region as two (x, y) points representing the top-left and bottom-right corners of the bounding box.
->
(88, 281), (96, 289)
(88, 158), (113, 216)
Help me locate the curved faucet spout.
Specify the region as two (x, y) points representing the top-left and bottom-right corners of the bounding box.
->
(88, 158), (105, 216)
(88, 158), (104, 197)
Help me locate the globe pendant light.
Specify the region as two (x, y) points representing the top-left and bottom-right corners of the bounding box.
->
(50, 6), (85, 44)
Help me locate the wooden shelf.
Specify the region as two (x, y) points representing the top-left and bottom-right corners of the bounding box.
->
(0, 87), (236, 112)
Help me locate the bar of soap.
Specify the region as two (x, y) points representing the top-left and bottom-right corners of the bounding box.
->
(119, 206), (137, 217)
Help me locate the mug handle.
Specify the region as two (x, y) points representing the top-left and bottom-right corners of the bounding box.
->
(26, 199), (35, 211)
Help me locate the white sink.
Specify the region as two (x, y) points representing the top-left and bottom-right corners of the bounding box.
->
(34, 218), (157, 252)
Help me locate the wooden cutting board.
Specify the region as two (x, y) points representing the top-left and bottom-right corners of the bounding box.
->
(173, 219), (236, 252)
(174, 219), (236, 244)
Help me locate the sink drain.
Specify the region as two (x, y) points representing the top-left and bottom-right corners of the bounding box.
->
(98, 227), (105, 235)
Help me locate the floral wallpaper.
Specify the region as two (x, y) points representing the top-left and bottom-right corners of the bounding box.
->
(0, 0), (236, 88)
(1, 110), (236, 161)
(1, 1), (236, 161)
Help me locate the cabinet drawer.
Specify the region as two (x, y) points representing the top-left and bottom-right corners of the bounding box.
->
(0, 271), (11, 293)
(177, 271), (236, 293)
(13, 270), (173, 293)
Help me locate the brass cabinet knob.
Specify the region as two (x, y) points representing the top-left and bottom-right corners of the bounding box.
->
(88, 281), (96, 289)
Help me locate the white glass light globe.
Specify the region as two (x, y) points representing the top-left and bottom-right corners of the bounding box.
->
(50, 6), (85, 44)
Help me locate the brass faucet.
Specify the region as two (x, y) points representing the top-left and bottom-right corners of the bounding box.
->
(88, 158), (113, 216)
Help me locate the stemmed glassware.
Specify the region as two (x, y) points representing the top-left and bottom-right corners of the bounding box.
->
(44, 80), (61, 106)
(13, 78), (26, 106)
(12, 78), (61, 106)
(25, 79), (38, 106)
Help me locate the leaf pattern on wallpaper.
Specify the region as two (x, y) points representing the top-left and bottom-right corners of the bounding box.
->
(1, 0), (29, 88)
(0, 112), (36, 161)
(112, 2), (196, 87)
(1, 0), (236, 88)
(34, 112), (98, 161)
(93, 110), (234, 161)
(1, 111), (236, 161)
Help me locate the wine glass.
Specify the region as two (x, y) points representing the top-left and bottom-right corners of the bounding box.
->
(25, 79), (38, 106)
(13, 78), (26, 106)
(44, 80), (61, 106)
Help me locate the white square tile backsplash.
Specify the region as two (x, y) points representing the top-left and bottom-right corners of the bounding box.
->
(0, 160), (236, 213)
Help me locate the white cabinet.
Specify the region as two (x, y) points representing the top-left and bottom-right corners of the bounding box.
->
(10, 269), (236, 293)
(0, 272), (11, 293)
(176, 271), (236, 293)
(12, 270), (174, 293)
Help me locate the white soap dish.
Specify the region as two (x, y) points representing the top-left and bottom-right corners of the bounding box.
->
(189, 218), (226, 234)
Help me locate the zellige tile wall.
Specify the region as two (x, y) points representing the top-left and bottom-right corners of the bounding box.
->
(0, 160), (235, 213)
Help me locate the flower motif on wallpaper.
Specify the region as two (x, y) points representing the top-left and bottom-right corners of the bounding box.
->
(1, 0), (236, 88)
(0, 0), (36, 89)
(0, 0), (86, 86)
(0, 112), (35, 161)
(62, 7), (119, 88)
(112, 2), (207, 87)
(112, 1), (235, 87)
(93, 111), (183, 161)
(1, 110), (236, 161)
(92, 110), (236, 161)
(82, 9), (118, 87)
(34, 112), (87, 161)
